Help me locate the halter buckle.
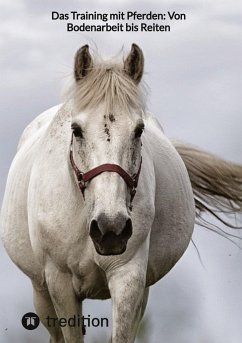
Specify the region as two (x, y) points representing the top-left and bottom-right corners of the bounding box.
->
(77, 174), (86, 197)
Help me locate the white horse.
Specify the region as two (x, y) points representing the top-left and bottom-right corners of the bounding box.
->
(1, 44), (242, 343)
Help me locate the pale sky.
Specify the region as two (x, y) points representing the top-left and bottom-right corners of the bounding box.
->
(0, 1), (242, 342)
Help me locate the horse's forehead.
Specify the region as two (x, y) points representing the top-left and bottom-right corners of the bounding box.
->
(72, 108), (136, 128)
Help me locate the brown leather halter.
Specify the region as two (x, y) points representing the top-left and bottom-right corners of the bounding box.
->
(69, 134), (142, 205)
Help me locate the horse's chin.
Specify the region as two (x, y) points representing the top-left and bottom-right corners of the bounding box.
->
(92, 241), (127, 256)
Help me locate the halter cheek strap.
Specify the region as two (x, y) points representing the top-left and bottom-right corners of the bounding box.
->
(69, 135), (142, 205)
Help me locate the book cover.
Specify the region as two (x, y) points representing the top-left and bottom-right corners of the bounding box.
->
(0, 1), (241, 342)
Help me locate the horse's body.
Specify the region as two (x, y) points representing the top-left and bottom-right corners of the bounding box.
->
(1, 44), (242, 343)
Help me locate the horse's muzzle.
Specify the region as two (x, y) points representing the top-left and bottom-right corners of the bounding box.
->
(89, 216), (132, 255)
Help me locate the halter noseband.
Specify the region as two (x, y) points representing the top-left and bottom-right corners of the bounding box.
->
(69, 134), (142, 206)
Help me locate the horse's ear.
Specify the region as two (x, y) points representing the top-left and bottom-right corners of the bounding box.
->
(74, 45), (93, 81)
(124, 43), (144, 84)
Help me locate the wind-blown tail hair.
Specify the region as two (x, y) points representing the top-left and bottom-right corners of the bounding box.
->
(174, 142), (242, 239)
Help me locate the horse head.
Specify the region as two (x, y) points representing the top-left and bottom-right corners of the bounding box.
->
(70, 44), (145, 255)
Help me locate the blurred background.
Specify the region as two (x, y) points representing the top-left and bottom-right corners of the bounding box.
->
(0, 0), (242, 342)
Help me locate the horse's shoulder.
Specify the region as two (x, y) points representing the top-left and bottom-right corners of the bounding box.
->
(17, 104), (62, 150)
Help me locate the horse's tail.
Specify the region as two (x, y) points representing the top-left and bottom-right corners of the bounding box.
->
(173, 142), (242, 234)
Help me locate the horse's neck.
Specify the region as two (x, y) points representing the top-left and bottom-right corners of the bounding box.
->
(143, 111), (164, 133)
(44, 102), (72, 146)
(48, 102), (72, 128)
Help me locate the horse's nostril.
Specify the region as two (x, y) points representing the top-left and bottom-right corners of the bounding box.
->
(120, 218), (133, 240)
(90, 219), (102, 242)
(90, 216), (132, 243)
(90, 216), (133, 255)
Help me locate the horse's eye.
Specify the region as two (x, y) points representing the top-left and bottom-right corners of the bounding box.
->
(72, 125), (83, 138)
(134, 124), (144, 138)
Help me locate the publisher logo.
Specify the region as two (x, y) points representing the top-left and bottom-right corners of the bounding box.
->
(22, 312), (40, 330)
